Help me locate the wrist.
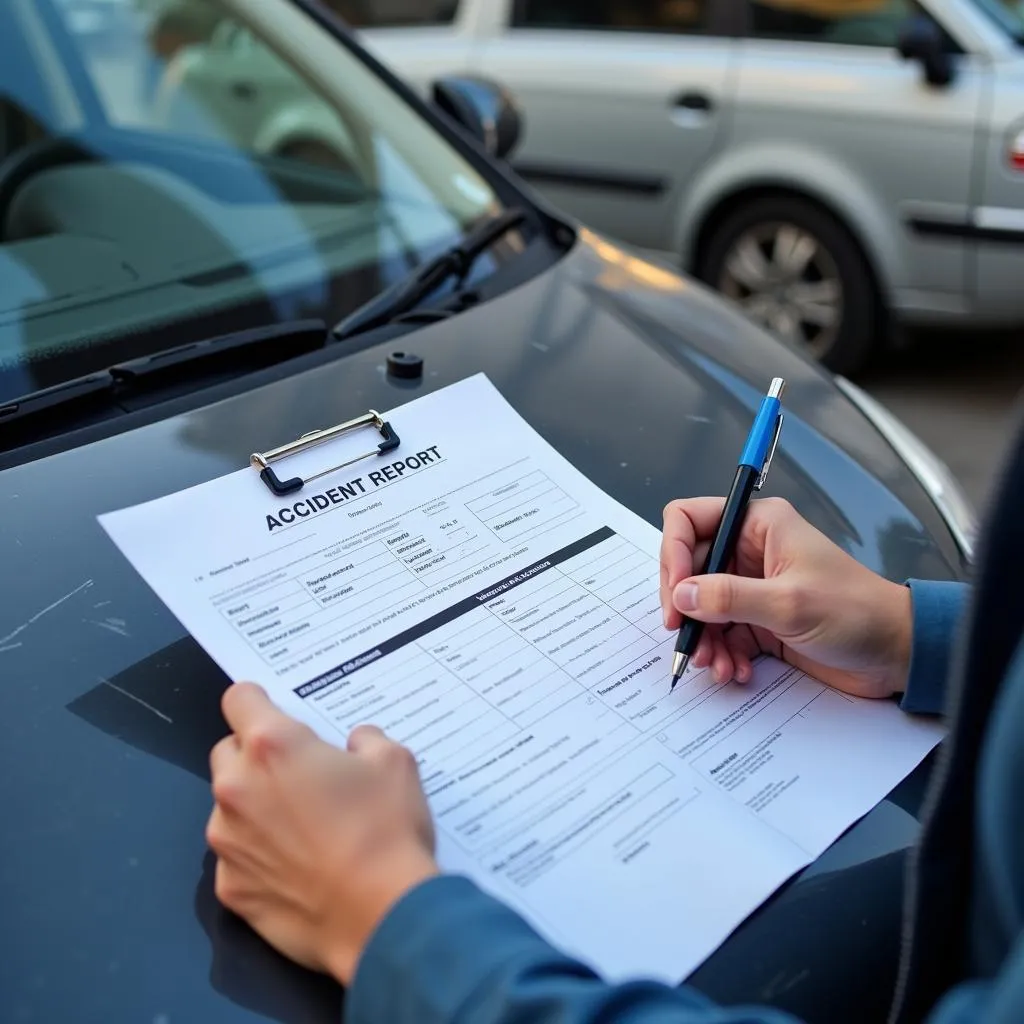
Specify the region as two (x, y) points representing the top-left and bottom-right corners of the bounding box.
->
(325, 846), (439, 986)
(881, 580), (913, 695)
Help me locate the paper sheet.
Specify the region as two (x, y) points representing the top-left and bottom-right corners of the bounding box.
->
(98, 374), (942, 983)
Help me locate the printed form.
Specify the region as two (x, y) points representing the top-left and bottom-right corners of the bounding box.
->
(99, 374), (942, 983)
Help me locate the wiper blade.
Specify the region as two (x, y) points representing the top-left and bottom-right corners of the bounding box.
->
(334, 207), (527, 341)
(0, 372), (113, 425)
(0, 319), (328, 433)
(109, 319), (327, 386)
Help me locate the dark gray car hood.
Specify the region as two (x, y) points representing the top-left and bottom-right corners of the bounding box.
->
(0, 232), (959, 1023)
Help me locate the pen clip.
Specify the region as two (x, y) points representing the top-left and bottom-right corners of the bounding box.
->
(755, 413), (783, 491)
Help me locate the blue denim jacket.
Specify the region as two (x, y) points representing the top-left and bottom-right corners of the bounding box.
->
(346, 579), (1024, 1024)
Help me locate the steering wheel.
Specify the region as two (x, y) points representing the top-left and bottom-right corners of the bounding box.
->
(0, 135), (99, 238)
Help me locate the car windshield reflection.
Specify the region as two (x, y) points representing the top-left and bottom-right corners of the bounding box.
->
(0, 0), (504, 404)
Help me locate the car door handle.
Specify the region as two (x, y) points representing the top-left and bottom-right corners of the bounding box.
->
(670, 92), (714, 127)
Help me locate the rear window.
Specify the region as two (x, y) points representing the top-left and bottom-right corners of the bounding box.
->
(748, 0), (911, 47)
(511, 0), (710, 35)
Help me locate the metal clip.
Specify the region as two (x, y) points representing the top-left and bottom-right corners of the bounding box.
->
(755, 413), (783, 491)
(251, 409), (400, 497)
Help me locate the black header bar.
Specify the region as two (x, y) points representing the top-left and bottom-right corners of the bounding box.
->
(294, 527), (613, 699)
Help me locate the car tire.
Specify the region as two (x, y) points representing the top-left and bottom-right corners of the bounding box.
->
(697, 196), (881, 375)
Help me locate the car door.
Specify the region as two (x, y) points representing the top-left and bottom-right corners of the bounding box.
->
(155, 20), (364, 167)
(731, 0), (986, 318)
(177, 23), (276, 147)
(478, 0), (739, 252)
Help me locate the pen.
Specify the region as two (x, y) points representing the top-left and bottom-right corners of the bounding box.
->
(669, 377), (786, 692)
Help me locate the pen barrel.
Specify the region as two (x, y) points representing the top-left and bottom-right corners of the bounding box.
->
(700, 464), (759, 576)
(673, 464), (759, 658)
(737, 395), (782, 471)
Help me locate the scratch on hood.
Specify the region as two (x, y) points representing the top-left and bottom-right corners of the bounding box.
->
(0, 579), (94, 648)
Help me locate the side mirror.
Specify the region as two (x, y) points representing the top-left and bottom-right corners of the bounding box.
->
(897, 15), (955, 88)
(431, 76), (523, 160)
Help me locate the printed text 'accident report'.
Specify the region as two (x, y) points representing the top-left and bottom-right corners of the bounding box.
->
(99, 374), (942, 983)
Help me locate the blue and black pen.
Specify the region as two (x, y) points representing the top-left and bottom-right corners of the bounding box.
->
(669, 378), (786, 692)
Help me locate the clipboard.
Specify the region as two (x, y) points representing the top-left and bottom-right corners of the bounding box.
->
(250, 409), (399, 497)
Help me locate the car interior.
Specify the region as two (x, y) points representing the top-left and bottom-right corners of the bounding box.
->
(513, 0), (709, 33)
(329, 0), (460, 27)
(0, 0), (518, 412)
(513, 0), (912, 45)
(750, 0), (912, 45)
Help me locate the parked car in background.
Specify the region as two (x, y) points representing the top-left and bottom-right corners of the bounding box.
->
(352, 0), (1024, 373)
(151, 0), (1024, 373)
(0, 0), (975, 1021)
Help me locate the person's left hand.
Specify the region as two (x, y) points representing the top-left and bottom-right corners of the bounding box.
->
(206, 683), (439, 986)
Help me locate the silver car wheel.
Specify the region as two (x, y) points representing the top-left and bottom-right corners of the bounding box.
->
(717, 222), (843, 360)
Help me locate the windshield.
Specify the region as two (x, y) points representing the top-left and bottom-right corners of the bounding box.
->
(0, 0), (507, 404)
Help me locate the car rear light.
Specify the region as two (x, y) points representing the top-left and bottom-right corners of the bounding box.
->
(1009, 128), (1024, 170)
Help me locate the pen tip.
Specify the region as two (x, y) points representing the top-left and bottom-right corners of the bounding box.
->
(669, 673), (680, 693)
(671, 652), (689, 683)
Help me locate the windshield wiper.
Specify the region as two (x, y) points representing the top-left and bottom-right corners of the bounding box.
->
(0, 320), (328, 440)
(334, 207), (527, 341)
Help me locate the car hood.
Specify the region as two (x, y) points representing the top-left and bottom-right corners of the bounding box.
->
(0, 230), (956, 1022)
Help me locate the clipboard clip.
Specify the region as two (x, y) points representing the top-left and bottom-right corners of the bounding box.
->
(250, 410), (400, 497)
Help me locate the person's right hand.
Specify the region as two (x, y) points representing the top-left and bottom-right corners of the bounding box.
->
(660, 496), (913, 699)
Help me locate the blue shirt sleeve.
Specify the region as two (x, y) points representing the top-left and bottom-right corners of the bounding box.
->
(923, 932), (1024, 1022)
(899, 580), (969, 716)
(347, 874), (1021, 1024)
(346, 875), (801, 1024)
(348, 874), (1024, 1024)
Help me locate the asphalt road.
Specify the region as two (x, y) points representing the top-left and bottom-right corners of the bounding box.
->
(860, 330), (1024, 515)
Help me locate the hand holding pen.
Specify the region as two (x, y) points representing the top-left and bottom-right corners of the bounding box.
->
(668, 378), (785, 691)
(659, 377), (915, 699)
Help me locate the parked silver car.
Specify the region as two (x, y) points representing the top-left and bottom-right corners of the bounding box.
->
(349, 0), (1024, 373)
(151, 0), (1024, 372)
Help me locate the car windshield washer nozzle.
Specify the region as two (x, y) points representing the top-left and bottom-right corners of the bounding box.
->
(387, 351), (424, 380)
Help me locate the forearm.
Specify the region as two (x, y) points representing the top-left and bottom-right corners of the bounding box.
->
(346, 876), (801, 1024)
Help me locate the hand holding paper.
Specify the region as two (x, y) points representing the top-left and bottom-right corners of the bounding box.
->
(207, 683), (438, 985)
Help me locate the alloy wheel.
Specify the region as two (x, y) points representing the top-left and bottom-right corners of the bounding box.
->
(717, 222), (843, 360)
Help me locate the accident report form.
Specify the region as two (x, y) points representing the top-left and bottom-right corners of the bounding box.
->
(99, 374), (942, 983)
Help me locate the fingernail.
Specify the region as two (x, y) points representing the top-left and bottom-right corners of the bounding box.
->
(673, 582), (698, 612)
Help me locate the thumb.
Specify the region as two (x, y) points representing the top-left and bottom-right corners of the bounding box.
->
(347, 724), (389, 755)
(673, 573), (789, 632)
